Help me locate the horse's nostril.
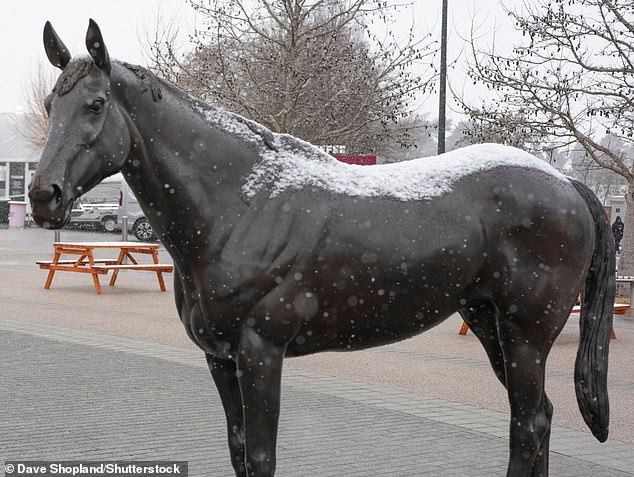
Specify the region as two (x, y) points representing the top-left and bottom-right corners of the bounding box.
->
(51, 184), (63, 205)
(28, 183), (63, 204)
(29, 184), (54, 202)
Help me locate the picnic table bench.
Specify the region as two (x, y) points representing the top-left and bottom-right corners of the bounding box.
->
(37, 241), (173, 294)
(616, 275), (634, 305)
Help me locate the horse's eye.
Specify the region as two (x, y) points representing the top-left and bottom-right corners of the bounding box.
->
(89, 98), (105, 114)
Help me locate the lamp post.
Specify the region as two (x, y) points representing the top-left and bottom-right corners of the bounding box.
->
(438, 0), (448, 154)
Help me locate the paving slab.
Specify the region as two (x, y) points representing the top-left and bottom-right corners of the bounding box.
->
(2, 320), (632, 476)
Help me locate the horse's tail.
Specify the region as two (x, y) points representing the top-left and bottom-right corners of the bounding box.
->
(570, 177), (615, 442)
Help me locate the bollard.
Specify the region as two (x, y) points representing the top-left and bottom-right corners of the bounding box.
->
(54, 229), (61, 243)
(121, 215), (128, 242)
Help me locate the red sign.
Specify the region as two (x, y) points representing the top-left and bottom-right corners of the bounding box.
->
(334, 155), (377, 165)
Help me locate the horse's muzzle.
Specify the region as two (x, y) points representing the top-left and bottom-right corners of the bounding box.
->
(28, 180), (71, 229)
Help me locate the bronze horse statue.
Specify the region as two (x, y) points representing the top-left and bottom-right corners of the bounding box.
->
(30, 20), (615, 477)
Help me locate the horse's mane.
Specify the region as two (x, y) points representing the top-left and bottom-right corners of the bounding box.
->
(116, 61), (289, 155)
(120, 62), (164, 102)
(55, 57), (95, 96)
(110, 61), (339, 200)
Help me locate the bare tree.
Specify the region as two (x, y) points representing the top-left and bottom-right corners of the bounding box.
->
(379, 114), (438, 162)
(566, 137), (631, 201)
(13, 64), (53, 151)
(459, 0), (634, 278)
(446, 116), (548, 152)
(148, 0), (437, 154)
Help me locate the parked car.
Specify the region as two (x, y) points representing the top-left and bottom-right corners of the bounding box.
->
(68, 175), (122, 232)
(65, 172), (156, 240)
(118, 181), (156, 241)
(69, 202), (119, 231)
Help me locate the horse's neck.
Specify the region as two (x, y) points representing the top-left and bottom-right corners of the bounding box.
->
(113, 65), (255, 256)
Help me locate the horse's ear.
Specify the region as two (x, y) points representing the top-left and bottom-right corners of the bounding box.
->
(85, 19), (111, 74)
(43, 21), (71, 70)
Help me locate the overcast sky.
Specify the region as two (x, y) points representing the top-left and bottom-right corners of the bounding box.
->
(1, 0), (517, 117)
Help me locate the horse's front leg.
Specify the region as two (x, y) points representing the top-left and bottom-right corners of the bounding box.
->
(237, 327), (285, 477)
(206, 354), (247, 477)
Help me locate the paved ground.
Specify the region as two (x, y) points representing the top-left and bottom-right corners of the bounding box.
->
(1, 227), (634, 476)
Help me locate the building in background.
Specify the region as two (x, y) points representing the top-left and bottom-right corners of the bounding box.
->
(0, 113), (40, 223)
(0, 113), (40, 201)
(320, 144), (377, 165)
(606, 195), (626, 224)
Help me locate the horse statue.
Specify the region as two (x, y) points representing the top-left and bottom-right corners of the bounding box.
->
(29, 20), (615, 477)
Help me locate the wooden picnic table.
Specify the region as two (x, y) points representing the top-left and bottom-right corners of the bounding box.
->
(36, 241), (173, 294)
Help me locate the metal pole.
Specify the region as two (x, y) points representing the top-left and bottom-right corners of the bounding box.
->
(438, 0), (448, 155)
(54, 229), (60, 243)
(122, 216), (128, 242)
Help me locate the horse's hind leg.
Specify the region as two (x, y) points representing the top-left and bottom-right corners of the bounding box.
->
(462, 299), (556, 477)
(497, 309), (562, 477)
